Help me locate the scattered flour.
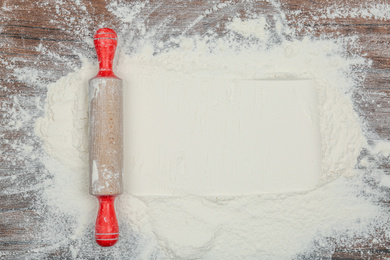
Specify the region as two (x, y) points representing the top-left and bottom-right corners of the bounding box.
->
(227, 16), (269, 39)
(33, 14), (387, 259)
(0, 1), (384, 259)
(320, 2), (390, 20)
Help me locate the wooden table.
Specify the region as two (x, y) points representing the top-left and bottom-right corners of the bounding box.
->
(1, 0), (390, 259)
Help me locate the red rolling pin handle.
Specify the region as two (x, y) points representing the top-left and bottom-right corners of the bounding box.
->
(94, 28), (118, 78)
(93, 28), (120, 247)
(95, 196), (119, 247)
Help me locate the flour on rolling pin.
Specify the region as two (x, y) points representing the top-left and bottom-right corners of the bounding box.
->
(125, 76), (321, 196)
(89, 28), (123, 247)
(89, 77), (123, 195)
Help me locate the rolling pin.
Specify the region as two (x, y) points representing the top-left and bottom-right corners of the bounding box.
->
(89, 28), (123, 247)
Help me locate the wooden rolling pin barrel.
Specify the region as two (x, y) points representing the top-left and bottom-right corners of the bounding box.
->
(89, 28), (123, 247)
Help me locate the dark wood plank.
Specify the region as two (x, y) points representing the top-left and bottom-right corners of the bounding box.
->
(1, 0), (390, 258)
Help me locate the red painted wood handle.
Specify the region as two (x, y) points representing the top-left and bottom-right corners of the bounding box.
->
(95, 196), (119, 247)
(93, 28), (118, 78)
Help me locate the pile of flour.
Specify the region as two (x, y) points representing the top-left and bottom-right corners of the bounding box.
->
(32, 11), (390, 260)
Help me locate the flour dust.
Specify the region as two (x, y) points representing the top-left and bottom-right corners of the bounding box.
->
(4, 1), (390, 259)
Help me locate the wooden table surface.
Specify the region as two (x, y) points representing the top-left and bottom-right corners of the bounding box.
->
(1, 0), (390, 259)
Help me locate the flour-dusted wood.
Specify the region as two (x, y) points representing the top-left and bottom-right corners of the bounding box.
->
(89, 77), (123, 196)
(2, 0), (390, 258)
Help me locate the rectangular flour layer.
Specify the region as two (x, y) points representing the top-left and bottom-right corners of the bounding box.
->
(124, 73), (322, 196)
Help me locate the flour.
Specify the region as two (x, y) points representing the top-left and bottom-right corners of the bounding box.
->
(124, 76), (322, 195)
(320, 2), (390, 20)
(28, 4), (390, 260)
(227, 17), (269, 39)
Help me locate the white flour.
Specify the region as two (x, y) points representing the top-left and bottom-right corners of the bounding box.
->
(33, 14), (387, 259)
(124, 76), (323, 195)
(0, 1), (380, 259)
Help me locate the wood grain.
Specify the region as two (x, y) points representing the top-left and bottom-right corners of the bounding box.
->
(89, 78), (123, 196)
(1, 0), (390, 258)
